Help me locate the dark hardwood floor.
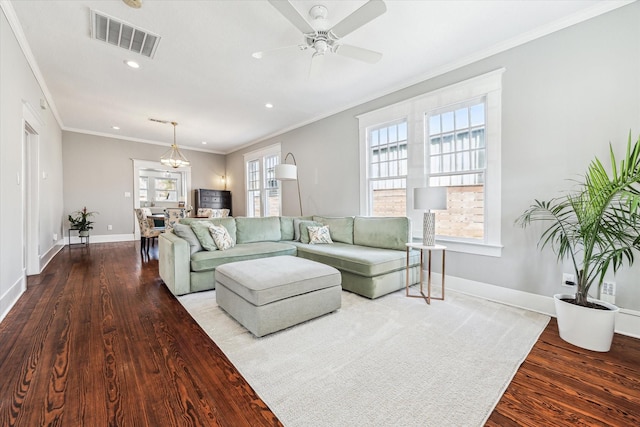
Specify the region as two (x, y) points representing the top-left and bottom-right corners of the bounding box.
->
(487, 317), (640, 426)
(0, 242), (280, 427)
(0, 242), (638, 426)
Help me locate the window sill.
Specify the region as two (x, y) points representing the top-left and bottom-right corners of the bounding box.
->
(412, 237), (503, 257)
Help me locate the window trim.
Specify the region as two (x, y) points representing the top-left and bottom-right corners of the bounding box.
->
(243, 143), (281, 217)
(358, 69), (504, 257)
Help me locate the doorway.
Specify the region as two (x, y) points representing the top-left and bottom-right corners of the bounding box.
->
(22, 122), (40, 277)
(132, 159), (191, 239)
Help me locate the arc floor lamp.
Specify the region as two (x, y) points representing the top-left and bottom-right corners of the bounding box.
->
(275, 152), (303, 216)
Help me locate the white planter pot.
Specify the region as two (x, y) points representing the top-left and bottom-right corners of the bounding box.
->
(553, 293), (619, 352)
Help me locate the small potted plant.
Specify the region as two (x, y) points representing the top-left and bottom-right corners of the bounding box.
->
(68, 207), (97, 237)
(517, 133), (640, 352)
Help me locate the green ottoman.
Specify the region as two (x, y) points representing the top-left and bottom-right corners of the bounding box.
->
(215, 256), (342, 337)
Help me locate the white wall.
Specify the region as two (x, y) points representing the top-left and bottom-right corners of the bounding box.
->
(226, 3), (640, 311)
(1, 7), (64, 319)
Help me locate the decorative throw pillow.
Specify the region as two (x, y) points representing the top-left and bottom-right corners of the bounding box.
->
(172, 223), (203, 255)
(292, 218), (315, 241)
(297, 220), (323, 244)
(308, 226), (333, 244)
(190, 221), (218, 251)
(209, 224), (234, 250)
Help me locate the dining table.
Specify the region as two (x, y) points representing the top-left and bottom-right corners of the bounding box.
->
(148, 213), (165, 228)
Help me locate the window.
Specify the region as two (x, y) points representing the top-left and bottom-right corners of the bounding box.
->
(427, 100), (486, 240)
(358, 69), (503, 256)
(244, 144), (281, 217)
(369, 120), (408, 217)
(138, 169), (184, 206)
(154, 177), (178, 201)
(139, 176), (149, 202)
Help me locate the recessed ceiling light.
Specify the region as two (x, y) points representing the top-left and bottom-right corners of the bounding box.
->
(124, 60), (140, 69)
(202, 141), (208, 145)
(265, 103), (274, 109)
(112, 125), (120, 130)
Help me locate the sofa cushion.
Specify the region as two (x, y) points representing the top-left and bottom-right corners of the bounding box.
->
(190, 221), (218, 251)
(190, 241), (297, 272)
(296, 220), (323, 244)
(353, 216), (411, 251)
(181, 217), (237, 245)
(279, 216), (312, 240)
(294, 242), (419, 277)
(313, 216), (354, 244)
(290, 216), (314, 241)
(235, 217), (282, 243)
(172, 223), (203, 255)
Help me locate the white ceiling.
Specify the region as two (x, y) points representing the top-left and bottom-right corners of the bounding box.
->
(5, 0), (631, 154)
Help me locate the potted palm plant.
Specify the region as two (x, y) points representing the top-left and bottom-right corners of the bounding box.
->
(68, 207), (97, 237)
(517, 133), (640, 352)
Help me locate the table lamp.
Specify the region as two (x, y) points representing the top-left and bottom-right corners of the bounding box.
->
(414, 187), (447, 246)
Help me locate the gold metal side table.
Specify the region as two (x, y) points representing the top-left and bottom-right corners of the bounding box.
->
(405, 243), (446, 304)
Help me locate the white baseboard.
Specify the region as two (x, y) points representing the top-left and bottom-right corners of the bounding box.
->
(67, 233), (135, 245)
(444, 274), (640, 339)
(0, 276), (25, 323)
(40, 243), (64, 272)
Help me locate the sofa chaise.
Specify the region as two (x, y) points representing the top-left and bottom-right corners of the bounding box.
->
(159, 215), (420, 299)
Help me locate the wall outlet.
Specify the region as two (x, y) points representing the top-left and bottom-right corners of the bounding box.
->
(562, 273), (575, 287)
(107, 224), (113, 231)
(600, 281), (616, 304)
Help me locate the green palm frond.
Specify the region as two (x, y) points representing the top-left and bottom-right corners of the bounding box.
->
(517, 132), (640, 306)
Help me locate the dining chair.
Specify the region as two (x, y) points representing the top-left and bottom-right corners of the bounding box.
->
(196, 208), (230, 218)
(164, 208), (190, 232)
(134, 208), (164, 252)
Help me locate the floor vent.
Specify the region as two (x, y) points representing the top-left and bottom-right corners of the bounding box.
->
(90, 9), (160, 58)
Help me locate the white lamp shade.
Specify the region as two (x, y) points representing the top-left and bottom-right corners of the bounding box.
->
(414, 187), (447, 211)
(275, 163), (297, 181)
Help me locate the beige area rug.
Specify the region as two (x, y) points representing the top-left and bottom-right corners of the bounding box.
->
(179, 288), (549, 427)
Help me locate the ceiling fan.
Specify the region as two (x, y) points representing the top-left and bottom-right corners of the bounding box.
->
(253, 0), (387, 76)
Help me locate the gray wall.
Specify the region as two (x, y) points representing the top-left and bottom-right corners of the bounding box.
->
(227, 3), (640, 310)
(1, 7), (64, 316)
(63, 131), (226, 236)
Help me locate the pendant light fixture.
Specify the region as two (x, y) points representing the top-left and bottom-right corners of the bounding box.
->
(160, 121), (190, 168)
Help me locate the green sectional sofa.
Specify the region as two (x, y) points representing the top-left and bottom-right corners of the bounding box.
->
(159, 215), (420, 298)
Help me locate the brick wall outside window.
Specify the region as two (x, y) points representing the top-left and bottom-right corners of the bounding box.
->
(372, 189), (406, 217)
(436, 185), (484, 239)
(373, 186), (484, 239)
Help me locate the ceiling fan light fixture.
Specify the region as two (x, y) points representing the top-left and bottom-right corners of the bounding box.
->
(264, 0), (386, 75)
(160, 122), (190, 168)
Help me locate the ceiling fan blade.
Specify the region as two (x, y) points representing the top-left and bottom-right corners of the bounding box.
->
(252, 44), (308, 59)
(330, 0), (386, 38)
(268, 0), (315, 34)
(335, 44), (382, 64)
(309, 53), (325, 78)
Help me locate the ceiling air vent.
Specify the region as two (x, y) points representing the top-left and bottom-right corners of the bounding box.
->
(90, 10), (160, 58)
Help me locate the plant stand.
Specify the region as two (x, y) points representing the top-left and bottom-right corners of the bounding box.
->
(68, 227), (89, 248)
